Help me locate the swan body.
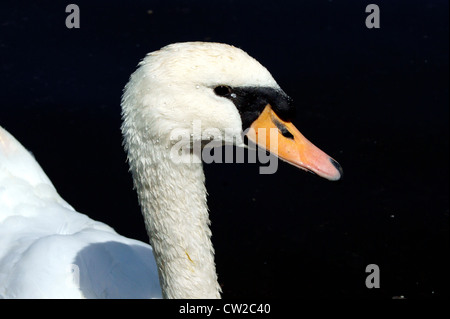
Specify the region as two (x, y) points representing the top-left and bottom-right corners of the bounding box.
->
(0, 128), (161, 298)
(0, 42), (342, 298)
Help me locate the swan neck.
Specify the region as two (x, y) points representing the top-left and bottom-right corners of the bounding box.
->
(130, 140), (220, 299)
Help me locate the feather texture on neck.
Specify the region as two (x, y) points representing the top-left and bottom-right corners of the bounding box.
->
(122, 94), (220, 299)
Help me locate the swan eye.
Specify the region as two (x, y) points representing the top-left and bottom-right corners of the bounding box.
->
(214, 85), (232, 97)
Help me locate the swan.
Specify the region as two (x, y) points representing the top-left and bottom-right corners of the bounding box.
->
(0, 42), (342, 299)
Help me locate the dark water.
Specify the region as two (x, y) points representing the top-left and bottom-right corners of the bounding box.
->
(0, 0), (448, 299)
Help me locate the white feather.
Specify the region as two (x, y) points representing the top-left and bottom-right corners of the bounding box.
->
(0, 127), (161, 298)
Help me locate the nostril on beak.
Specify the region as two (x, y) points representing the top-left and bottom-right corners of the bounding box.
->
(272, 117), (294, 139)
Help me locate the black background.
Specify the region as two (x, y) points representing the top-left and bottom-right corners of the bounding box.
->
(0, 0), (448, 299)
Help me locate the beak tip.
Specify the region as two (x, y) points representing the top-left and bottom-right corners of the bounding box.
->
(329, 158), (343, 181)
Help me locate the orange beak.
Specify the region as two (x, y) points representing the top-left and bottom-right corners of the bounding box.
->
(246, 105), (343, 181)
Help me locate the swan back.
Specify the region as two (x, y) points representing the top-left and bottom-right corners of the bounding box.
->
(0, 126), (161, 298)
(0, 126), (55, 190)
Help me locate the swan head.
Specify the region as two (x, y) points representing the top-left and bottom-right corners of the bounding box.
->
(122, 42), (342, 180)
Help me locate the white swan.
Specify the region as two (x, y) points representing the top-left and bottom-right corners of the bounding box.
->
(0, 42), (342, 299)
